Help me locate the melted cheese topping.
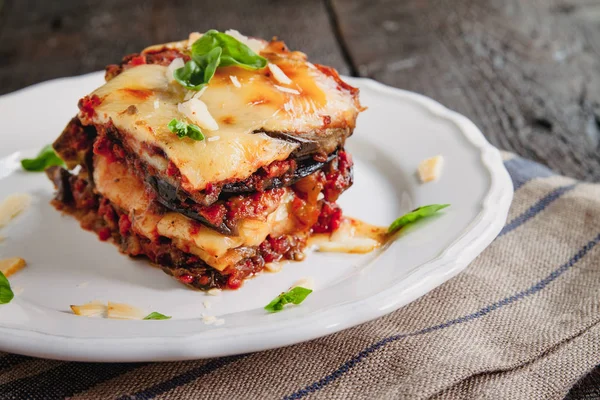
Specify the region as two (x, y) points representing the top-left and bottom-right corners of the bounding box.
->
(84, 35), (360, 192)
(93, 156), (296, 271)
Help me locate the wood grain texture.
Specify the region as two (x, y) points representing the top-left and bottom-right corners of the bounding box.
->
(331, 0), (600, 182)
(0, 0), (349, 95)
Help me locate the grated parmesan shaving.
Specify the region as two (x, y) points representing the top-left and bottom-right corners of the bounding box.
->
(224, 29), (266, 54)
(203, 300), (212, 309)
(291, 277), (315, 290)
(418, 155), (444, 183)
(207, 288), (222, 296)
(229, 75), (242, 88)
(207, 136), (220, 142)
(107, 301), (146, 320)
(268, 63), (292, 85)
(71, 301), (108, 318)
(0, 257), (26, 278)
(0, 193), (31, 230)
(202, 315), (217, 325)
(178, 98), (219, 131)
(274, 85), (301, 95)
(166, 58), (185, 84)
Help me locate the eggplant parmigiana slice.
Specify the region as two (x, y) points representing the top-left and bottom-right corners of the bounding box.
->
(47, 30), (363, 290)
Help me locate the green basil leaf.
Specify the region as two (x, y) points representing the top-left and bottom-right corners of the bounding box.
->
(199, 30), (267, 70)
(0, 271), (14, 305)
(265, 286), (313, 313)
(176, 29), (267, 91)
(167, 119), (205, 141)
(174, 60), (206, 90)
(143, 312), (171, 320)
(192, 46), (222, 84)
(21, 144), (65, 172)
(388, 204), (450, 234)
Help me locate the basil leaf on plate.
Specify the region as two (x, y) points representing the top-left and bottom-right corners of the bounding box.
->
(265, 286), (313, 313)
(167, 119), (205, 141)
(21, 144), (65, 172)
(0, 271), (14, 305)
(143, 312), (172, 320)
(388, 204), (450, 234)
(175, 29), (267, 91)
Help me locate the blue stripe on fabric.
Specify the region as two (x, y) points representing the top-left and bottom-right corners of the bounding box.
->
(499, 184), (576, 237)
(117, 355), (247, 400)
(504, 157), (556, 191)
(0, 353), (32, 372)
(0, 361), (148, 399)
(283, 232), (600, 400)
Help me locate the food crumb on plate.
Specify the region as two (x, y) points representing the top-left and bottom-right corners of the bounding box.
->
(0, 257), (26, 277)
(203, 300), (212, 309)
(0, 193), (32, 230)
(207, 288), (222, 296)
(292, 277), (315, 290)
(418, 155), (444, 183)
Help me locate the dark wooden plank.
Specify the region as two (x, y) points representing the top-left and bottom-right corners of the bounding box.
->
(331, 0), (600, 182)
(0, 0), (348, 95)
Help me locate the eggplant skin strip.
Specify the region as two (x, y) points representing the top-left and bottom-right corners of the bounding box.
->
(221, 152), (337, 193)
(145, 152), (339, 235)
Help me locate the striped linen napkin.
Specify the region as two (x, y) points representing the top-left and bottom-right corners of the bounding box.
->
(0, 152), (599, 400)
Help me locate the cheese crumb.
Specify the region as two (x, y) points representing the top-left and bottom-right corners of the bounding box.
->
(224, 29), (266, 54)
(0, 193), (32, 230)
(292, 277), (315, 290)
(207, 288), (222, 296)
(71, 301), (108, 318)
(274, 85), (301, 95)
(418, 155), (444, 183)
(107, 301), (146, 320)
(0, 257), (26, 278)
(203, 300), (212, 309)
(166, 57), (185, 84)
(207, 136), (220, 142)
(153, 99), (160, 109)
(229, 75), (242, 88)
(178, 98), (219, 131)
(268, 63), (292, 85)
(202, 315), (217, 325)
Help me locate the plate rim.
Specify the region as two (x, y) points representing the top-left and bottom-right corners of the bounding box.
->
(0, 73), (513, 361)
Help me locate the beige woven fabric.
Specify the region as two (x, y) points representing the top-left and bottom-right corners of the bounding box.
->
(1, 153), (599, 400)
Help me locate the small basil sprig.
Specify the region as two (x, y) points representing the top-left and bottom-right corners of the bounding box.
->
(265, 286), (312, 313)
(167, 119), (205, 141)
(21, 144), (64, 172)
(0, 271), (14, 305)
(174, 29), (267, 91)
(143, 312), (171, 320)
(388, 204), (450, 234)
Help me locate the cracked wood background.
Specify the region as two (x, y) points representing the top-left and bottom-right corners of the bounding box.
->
(0, 0), (598, 397)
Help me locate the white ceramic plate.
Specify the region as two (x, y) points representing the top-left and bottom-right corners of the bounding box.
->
(0, 73), (513, 361)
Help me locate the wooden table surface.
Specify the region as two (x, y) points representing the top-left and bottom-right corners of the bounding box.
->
(0, 0), (598, 397)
